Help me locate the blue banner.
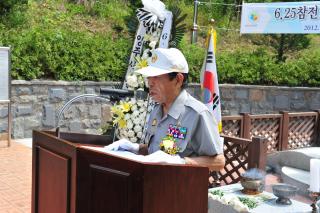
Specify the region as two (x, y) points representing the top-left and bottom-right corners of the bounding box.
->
(241, 1), (320, 34)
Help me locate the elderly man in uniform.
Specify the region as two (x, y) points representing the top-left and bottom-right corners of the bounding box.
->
(106, 48), (225, 171)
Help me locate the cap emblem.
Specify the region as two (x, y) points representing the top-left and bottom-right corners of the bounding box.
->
(151, 54), (158, 63)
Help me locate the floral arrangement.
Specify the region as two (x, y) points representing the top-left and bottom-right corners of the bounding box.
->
(159, 135), (180, 155)
(109, 0), (186, 143)
(209, 189), (265, 212)
(111, 98), (151, 143)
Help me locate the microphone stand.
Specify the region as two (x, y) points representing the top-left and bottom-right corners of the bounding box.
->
(55, 94), (110, 138)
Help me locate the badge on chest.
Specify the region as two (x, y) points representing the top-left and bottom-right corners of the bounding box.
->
(167, 124), (187, 140)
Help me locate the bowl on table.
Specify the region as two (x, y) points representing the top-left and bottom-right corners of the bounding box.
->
(240, 169), (265, 195)
(272, 183), (299, 205)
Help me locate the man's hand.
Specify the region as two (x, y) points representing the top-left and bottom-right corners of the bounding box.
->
(104, 139), (139, 153)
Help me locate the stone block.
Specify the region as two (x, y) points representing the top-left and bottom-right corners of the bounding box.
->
(69, 120), (81, 132)
(249, 89), (265, 101)
(189, 87), (202, 101)
(291, 101), (306, 110)
(63, 106), (77, 120)
(67, 86), (77, 94)
(16, 105), (32, 116)
(221, 88), (234, 100)
(0, 122), (8, 132)
(274, 95), (290, 110)
(89, 105), (101, 118)
(12, 117), (24, 139)
(251, 102), (274, 114)
(42, 105), (56, 127)
(0, 108), (8, 118)
(16, 87), (31, 95)
(309, 93), (320, 110)
(291, 91), (304, 100)
(85, 88), (96, 94)
(49, 88), (66, 102)
(77, 105), (87, 116)
(83, 119), (91, 128)
(68, 94), (83, 104)
(240, 103), (250, 113)
(101, 105), (112, 122)
(235, 89), (248, 100)
(24, 130), (33, 138)
(25, 116), (41, 129)
(32, 85), (48, 95)
(20, 95), (37, 103)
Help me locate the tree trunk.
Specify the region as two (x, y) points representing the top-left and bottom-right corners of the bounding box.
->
(277, 34), (285, 62)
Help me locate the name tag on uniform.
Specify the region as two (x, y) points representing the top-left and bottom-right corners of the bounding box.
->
(167, 124), (187, 140)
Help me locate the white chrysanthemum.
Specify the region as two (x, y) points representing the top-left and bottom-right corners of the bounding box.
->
(132, 110), (140, 117)
(137, 100), (144, 107)
(134, 125), (142, 133)
(137, 75), (145, 88)
(232, 200), (249, 212)
(126, 120), (134, 129)
(124, 113), (131, 120)
(142, 49), (151, 59)
(128, 130), (135, 138)
(130, 98), (136, 105)
(228, 197), (240, 206)
(220, 196), (231, 205)
(140, 118), (146, 126)
(139, 106), (146, 112)
(208, 194), (220, 201)
(126, 74), (139, 88)
(131, 104), (138, 111)
(130, 137), (138, 143)
(149, 41), (157, 49)
(133, 118), (141, 125)
(120, 129), (128, 137)
(141, 112), (146, 118)
(136, 131), (142, 138)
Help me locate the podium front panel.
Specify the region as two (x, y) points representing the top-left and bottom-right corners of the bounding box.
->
(76, 148), (144, 213)
(36, 146), (70, 213)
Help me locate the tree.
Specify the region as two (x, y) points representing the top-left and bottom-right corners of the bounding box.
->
(270, 34), (310, 62)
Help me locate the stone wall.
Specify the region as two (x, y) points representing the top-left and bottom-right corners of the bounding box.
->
(0, 80), (319, 139)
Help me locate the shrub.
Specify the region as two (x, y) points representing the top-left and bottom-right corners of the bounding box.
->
(2, 28), (132, 81)
(217, 48), (276, 85)
(179, 38), (206, 83)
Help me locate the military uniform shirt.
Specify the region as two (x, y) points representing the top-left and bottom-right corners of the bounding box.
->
(143, 89), (223, 158)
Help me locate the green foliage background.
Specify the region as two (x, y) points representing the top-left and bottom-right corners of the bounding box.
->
(0, 0), (319, 86)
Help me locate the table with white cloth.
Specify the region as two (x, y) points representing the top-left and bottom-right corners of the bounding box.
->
(208, 183), (312, 213)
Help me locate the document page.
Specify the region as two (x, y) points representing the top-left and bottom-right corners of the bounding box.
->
(81, 146), (185, 164)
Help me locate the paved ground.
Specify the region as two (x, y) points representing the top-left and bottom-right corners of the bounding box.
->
(0, 140), (31, 213)
(0, 139), (312, 213)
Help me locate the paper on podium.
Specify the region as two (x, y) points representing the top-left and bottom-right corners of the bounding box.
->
(81, 146), (185, 164)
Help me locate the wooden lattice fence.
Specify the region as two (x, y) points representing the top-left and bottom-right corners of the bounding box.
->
(219, 136), (267, 185)
(222, 111), (320, 153)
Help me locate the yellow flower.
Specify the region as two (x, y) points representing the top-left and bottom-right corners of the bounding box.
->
(118, 119), (127, 128)
(120, 101), (132, 112)
(111, 106), (122, 115)
(135, 57), (148, 69)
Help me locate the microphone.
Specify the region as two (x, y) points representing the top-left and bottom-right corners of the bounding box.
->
(100, 88), (134, 101)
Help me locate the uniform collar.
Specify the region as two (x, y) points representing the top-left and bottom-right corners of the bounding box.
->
(167, 89), (188, 120)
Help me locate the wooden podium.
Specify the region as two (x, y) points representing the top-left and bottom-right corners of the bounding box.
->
(32, 130), (209, 213)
